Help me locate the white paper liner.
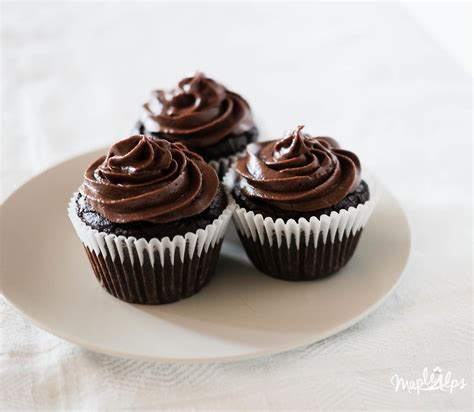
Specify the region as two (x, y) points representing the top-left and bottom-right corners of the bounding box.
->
(223, 169), (379, 249)
(68, 192), (235, 267)
(207, 150), (244, 178)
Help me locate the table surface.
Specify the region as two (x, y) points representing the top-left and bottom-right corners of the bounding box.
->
(1, 2), (472, 410)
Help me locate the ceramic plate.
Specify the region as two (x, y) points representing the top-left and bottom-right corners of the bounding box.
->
(1, 149), (410, 363)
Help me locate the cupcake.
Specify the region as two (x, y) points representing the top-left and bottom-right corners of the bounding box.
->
(68, 135), (234, 304)
(134, 72), (258, 177)
(226, 125), (377, 281)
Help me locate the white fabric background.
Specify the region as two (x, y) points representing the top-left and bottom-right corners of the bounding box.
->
(1, 2), (472, 410)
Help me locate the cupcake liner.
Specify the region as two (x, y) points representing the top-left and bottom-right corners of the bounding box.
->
(223, 170), (379, 280)
(68, 193), (235, 304)
(208, 150), (244, 179)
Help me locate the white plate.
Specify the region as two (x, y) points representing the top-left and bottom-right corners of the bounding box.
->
(1, 149), (410, 363)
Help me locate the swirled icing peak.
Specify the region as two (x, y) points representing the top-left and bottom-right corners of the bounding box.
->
(235, 126), (361, 211)
(81, 135), (219, 223)
(141, 72), (255, 148)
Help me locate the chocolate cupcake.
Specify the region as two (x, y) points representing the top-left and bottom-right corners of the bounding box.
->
(68, 135), (234, 304)
(134, 72), (258, 177)
(225, 126), (378, 281)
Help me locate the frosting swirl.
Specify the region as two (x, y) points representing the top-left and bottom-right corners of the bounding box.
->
(141, 72), (255, 148)
(235, 126), (361, 211)
(81, 135), (219, 223)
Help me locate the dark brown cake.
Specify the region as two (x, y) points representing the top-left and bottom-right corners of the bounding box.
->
(232, 179), (369, 221)
(135, 122), (258, 162)
(75, 185), (227, 240)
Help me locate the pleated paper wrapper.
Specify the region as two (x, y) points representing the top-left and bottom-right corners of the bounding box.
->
(68, 193), (235, 304)
(223, 170), (379, 280)
(208, 150), (244, 179)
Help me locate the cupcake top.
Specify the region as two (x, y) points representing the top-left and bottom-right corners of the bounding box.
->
(235, 126), (361, 212)
(140, 72), (255, 149)
(80, 135), (219, 224)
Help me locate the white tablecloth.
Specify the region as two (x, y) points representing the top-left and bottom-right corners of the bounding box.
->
(1, 2), (471, 410)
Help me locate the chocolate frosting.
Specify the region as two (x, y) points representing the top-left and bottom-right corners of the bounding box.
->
(235, 126), (361, 211)
(141, 73), (255, 148)
(81, 135), (219, 223)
